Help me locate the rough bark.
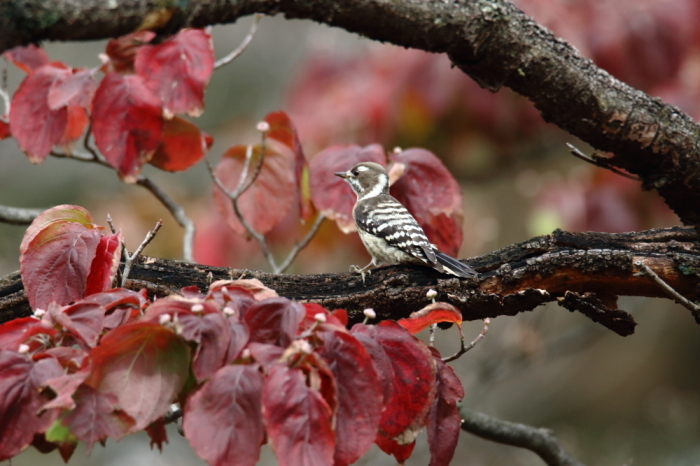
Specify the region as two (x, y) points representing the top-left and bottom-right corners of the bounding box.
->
(2, 0), (700, 230)
(2, 227), (699, 335)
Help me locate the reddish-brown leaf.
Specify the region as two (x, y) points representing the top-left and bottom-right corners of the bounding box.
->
(389, 149), (464, 256)
(2, 45), (49, 73)
(135, 29), (214, 117)
(20, 205), (96, 253)
(397, 302), (463, 335)
(353, 321), (436, 442)
(20, 220), (101, 311)
(317, 330), (382, 466)
(262, 364), (335, 466)
(427, 349), (464, 466)
(350, 325), (395, 409)
(56, 105), (89, 151)
(213, 143), (296, 237)
(309, 144), (386, 233)
(0, 352), (61, 461)
(0, 317), (56, 352)
(104, 31), (156, 74)
(244, 298), (304, 348)
(375, 434), (416, 464)
(84, 232), (122, 297)
(145, 418), (168, 452)
(265, 111), (313, 220)
(247, 342), (285, 370)
(85, 322), (191, 430)
(179, 311), (232, 382)
(92, 72), (163, 182)
(183, 364), (265, 466)
(150, 116), (209, 171)
(48, 301), (106, 348)
(9, 64), (71, 162)
(60, 384), (135, 453)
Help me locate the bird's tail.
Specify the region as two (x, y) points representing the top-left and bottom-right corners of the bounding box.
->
(434, 250), (478, 278)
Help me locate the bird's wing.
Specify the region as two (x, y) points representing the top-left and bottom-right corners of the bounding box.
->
(358, 194), (438, 265)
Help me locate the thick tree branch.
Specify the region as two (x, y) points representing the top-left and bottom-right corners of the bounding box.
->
(2, 0), (700, 229)
(459, 406), (585, 466)
(2, 227), (699, 333)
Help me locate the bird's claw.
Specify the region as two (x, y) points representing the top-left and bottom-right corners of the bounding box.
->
(349, 264), (371, 285)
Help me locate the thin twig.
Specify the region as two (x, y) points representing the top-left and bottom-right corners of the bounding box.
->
(635, 260), (700, 322)
(459, 407), (586, 466)
(0, 205), (44, 225)
(566, 143), (639, 180)
(135, 177), (195, 263)
(121, 220), (163, 287)
(443, 318), (490, 362)
(0, 65), (9, 116)
(214, 14), (263, 69)
(106, 213), (127, 285)
(276, 213), (326, 273)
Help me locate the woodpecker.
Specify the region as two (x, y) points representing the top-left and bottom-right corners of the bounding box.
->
(335, 162), (477, 281)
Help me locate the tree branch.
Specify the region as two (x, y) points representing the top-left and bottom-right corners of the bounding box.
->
(3, 0), (700, 228)
(0, 205), (44, 225)
(459, 406), (585, 466)
(2, 227), (698, 332)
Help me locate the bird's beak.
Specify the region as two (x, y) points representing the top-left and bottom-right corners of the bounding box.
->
(334, 171), (349, 179)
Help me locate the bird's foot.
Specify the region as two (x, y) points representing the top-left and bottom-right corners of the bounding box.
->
(349, 264), (372, 285)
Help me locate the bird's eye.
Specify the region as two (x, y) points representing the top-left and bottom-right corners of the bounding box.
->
(351, 169), (359, 176)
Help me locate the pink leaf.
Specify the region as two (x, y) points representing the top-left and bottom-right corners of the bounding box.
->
(135, 29), (214, 117)
(2, 45), (49, 73)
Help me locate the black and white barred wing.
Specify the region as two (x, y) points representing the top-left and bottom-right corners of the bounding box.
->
(356, 194), (438, 265)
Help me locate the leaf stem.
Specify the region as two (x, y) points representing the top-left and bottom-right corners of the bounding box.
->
(214, 14), (263, 69)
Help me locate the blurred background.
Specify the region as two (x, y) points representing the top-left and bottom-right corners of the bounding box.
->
(2, 0), (699, 464)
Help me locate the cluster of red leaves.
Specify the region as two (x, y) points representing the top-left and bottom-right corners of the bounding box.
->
(214, 111), (465, 256)
(1, 205), (465, 465)
(2, 30), (214, 182)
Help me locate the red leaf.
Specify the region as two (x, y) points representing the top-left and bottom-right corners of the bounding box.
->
(208, 279), (278, 303)
(262, 364), (335, 466)
(375, 434), (416, 464)
(309, 144), (386, 233)
(20, 220), (101, 310)
(84, 232), (122, 297)
(350, 325), (395, 409)
(47, 68), (98, 109)
(397, 302), (463, 335)
(183, 364), (265, 466)
(0, 119), (10, 140)
(0, 352), (60, 461)
(104, 31), (156, 74)
(300, 303), (347, 331)
(86, 322), (191, 430)
(92, 72), (163, 182)
(213, 142), (296, 237)
(2, 45), (49, 73)
(48, 301), (106, 348)
(352, 322), (436, 442)
(427, 350), (464, 466)
(265, 111), (313, 220)
(42, 362), (92, 411)
(135, 29), (214, 117)
(150, 116), (208, 171)
(389, 149), (464, 256)
(244, 298), (304, 347)
(9, 64), (71, 162)
(317, 330), (382, 466)
(57, 105), (89, 150)
(247, 342), (285, 369)
(60, 384), (135, 453)
(145, 418), (168, 452)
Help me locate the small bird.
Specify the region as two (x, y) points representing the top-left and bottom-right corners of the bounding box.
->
(335, 162), (477, 281)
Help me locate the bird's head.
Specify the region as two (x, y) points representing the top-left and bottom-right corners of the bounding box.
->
(334, 162), (389, 199)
